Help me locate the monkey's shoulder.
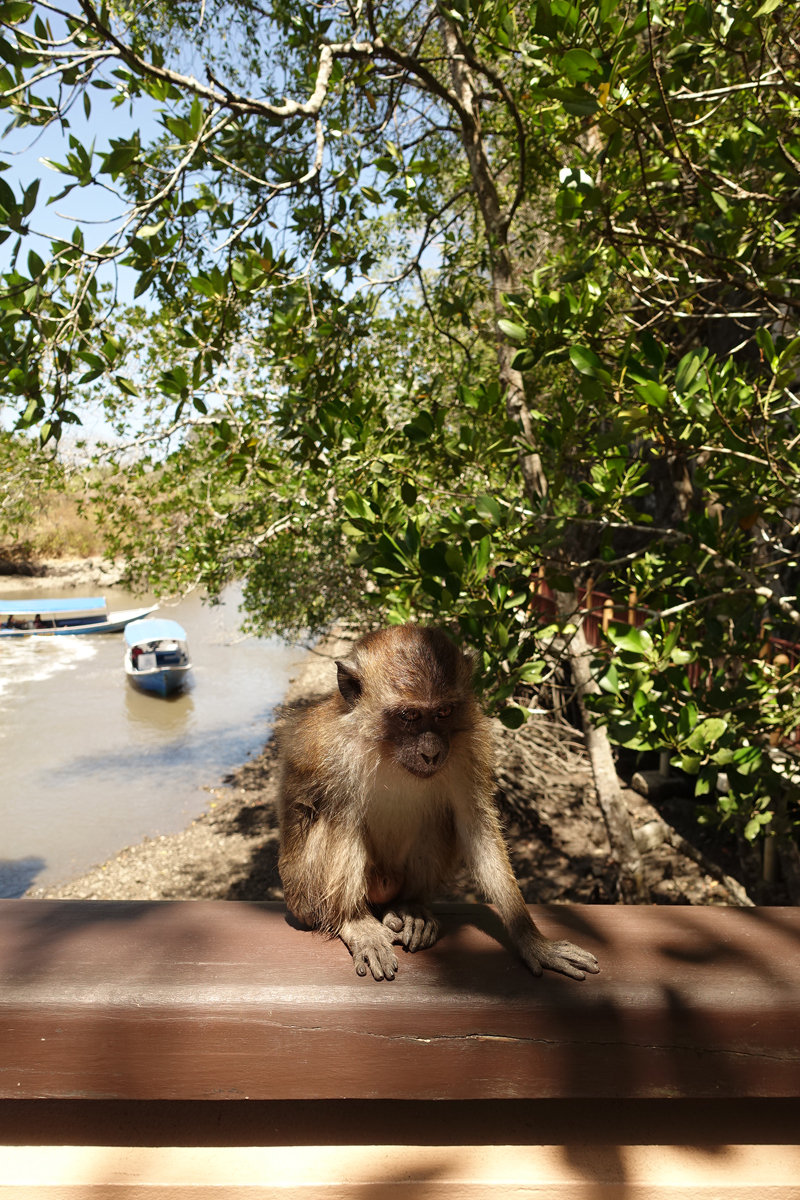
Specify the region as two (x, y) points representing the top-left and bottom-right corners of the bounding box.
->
(277, 691), (349, 774)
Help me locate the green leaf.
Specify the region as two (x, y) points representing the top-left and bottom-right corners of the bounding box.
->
(685, 718), (728, 753)
(0, 176), (18, 218)
(569, 345), (611, 383)
(497, 319), (528, 341)
(606, 623), (654, 655)
(474, 535), (491, 579)
(342, 491), (375, 521)
(0, 3), (33, 23)
(633, 380), (668, 409)
(558, 48), (602, 83)
(517, 660), (545, 684)
(138, 219), (166, 238)
(499, 706), (527, 729)
(754, 0), (781, 15)
(732, 746), (762, 776)
(114, 375), (139, 396)
(400, 481), (417, 506)
(755, 326), (776, 369)
(475, 495), (502, 525)
(419, 545), (449, 576)
(677, 702), (697, 738)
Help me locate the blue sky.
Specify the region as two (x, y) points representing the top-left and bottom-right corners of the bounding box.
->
(1, 79), (163, 302)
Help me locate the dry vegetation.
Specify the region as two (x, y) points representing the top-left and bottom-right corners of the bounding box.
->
(0, 487), (105, 569)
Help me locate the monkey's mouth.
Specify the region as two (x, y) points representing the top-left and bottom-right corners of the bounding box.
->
(402, 757), (448, 779)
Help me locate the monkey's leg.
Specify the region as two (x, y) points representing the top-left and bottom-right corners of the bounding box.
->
(340, 914), (400, 981)
(462, 815), (600, 981)
(383, 904), (440, 953)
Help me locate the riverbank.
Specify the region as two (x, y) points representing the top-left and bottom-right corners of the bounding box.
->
(25, 633), (764, 907)
(0, 556), (124, 591)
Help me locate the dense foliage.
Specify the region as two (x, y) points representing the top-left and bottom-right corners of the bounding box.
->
(2, 0), (800, 872)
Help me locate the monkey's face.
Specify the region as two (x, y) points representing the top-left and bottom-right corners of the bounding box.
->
(385, 704), (455, 778)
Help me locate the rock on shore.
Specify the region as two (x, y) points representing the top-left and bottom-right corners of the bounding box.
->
(0, 556), (124, 591)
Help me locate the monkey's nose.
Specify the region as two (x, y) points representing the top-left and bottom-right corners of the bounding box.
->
(421, 750), (440, 765)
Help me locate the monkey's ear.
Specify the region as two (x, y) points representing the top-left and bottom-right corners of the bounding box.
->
(336, 658), (362, 707)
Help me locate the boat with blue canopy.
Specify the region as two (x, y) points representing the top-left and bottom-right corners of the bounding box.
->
(0, 597), (157, 637)
(124, 617), (192, 697)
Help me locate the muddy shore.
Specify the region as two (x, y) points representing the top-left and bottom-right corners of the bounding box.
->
(0, 556), (124, 592)
(25, 632), (759, 908)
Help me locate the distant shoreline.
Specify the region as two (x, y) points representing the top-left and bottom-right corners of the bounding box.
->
(0, 556), (124, 594)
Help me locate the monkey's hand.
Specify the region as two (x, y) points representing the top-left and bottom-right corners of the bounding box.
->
(383, 904), (440, 953)
(522, 937), (600, 981)
(340, 916), (400, 981)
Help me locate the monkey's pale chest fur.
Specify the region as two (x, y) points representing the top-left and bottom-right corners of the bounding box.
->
(363, 758), (453, 873)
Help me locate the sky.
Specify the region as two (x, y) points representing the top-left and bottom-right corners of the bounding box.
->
(1, 78), (163, 301)
(0, 18), (168, 449)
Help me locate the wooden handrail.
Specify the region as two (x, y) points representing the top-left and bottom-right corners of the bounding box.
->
(1, 900), (799, 1101)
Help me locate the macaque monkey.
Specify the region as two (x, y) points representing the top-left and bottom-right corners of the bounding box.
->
(278, 624), (599, 982)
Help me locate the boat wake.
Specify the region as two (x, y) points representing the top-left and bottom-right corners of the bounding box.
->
(0, 637), (97, 706)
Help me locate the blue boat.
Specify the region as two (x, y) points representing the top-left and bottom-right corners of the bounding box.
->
(0, 596), (157, 637)
(124, 617), (192, 697)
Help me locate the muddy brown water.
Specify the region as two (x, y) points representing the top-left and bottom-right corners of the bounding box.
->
(0, 585), (302, 896)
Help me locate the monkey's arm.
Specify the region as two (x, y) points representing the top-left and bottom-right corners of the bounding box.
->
(458, 808), (600, 981)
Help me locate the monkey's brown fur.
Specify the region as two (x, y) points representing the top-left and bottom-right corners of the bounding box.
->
(278, 624), (599, 981)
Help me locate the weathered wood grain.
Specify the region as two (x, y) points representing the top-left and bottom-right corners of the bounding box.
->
(0, 901), (798, 1100)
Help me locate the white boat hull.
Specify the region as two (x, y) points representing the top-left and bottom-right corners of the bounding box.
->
(0, 605), (158, 638)
(124, 646), (192, 697)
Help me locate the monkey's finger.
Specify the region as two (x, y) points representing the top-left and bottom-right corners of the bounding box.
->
(407, 915), (426, 952)
(367, 942), (399, 981)
(551, 941), (600, 973)
(419, 920), (440, 949)
(383, 910), (404, 935)
(353, 952), (369, 977)
(553, 959), (586, 980)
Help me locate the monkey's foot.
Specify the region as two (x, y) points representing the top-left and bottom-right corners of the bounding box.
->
(524, 938), (600, 981)
(383, 904), (440, 953)
(340, 917), (399, 981)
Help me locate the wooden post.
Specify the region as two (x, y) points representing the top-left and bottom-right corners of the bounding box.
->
(584, 577), (594, 614)
(628, 587), (637, 626)
(602, 597), (613, 634)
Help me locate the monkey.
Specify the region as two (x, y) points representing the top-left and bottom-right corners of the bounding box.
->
(278, 624), (599, 982)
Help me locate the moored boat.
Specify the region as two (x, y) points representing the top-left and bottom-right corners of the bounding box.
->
(0, 597), (157, 637)
(124, 618), (192, 697)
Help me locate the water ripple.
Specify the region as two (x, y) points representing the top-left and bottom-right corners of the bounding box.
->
(0, 636), (97, 706)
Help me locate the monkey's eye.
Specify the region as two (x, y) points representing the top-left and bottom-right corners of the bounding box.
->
(400, 708), (421, 722)
(436, 705), (453, 719)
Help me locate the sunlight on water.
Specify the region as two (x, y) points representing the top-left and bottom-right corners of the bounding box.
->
(0, 637), (96, 707)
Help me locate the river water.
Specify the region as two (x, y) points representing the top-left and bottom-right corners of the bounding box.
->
(0, 585), (301, 896)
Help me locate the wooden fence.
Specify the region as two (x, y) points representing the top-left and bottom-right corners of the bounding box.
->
(1, 899), (799, 1196)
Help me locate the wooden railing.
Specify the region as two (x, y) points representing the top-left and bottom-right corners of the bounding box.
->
(1, 899), (799, 1196)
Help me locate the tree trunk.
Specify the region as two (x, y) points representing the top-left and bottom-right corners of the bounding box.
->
(440, 21), (645, 890)
(441, 17), (547, 500)
(555, 591), (649, 902)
